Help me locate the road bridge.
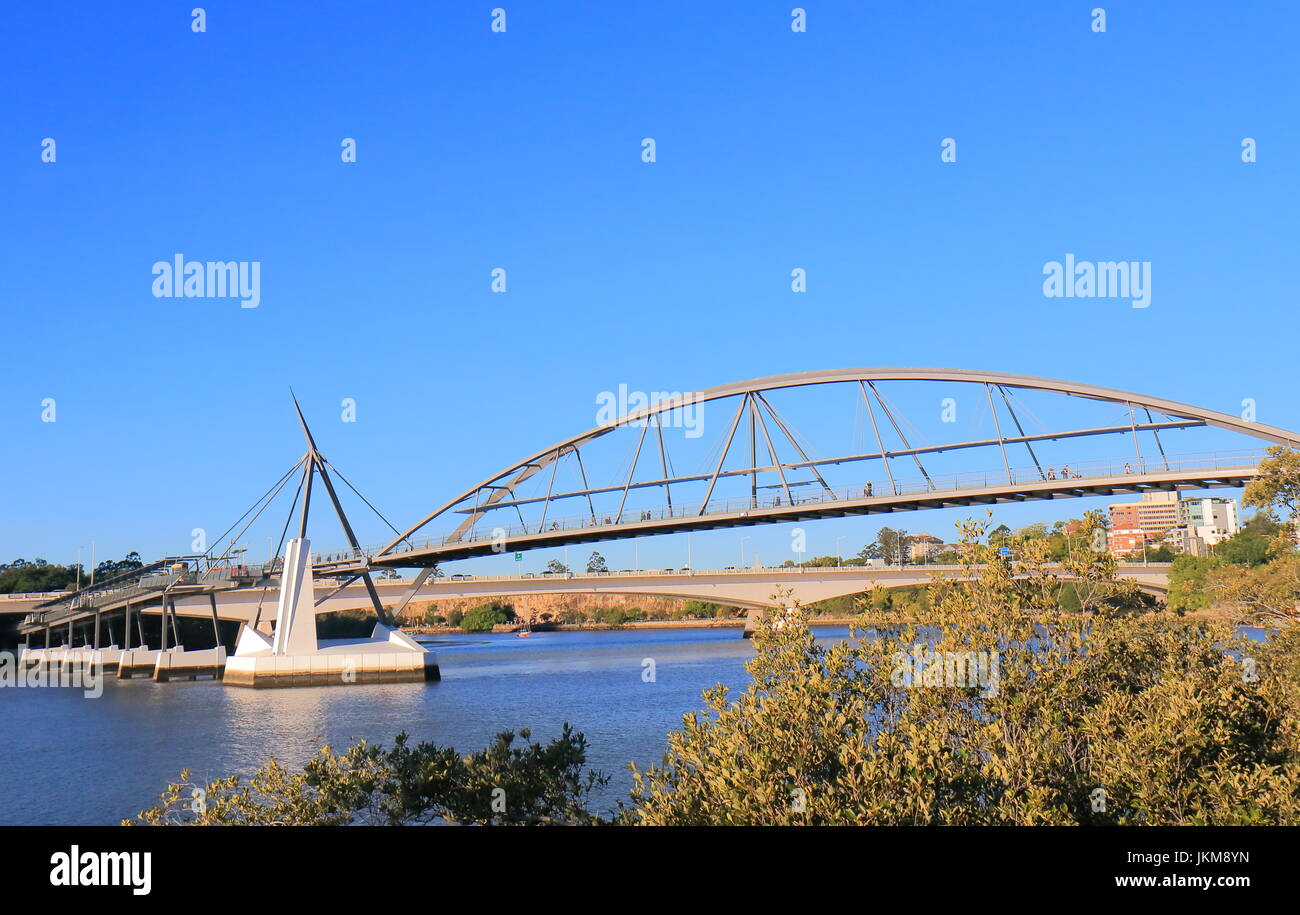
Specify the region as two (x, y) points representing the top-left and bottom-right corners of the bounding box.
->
(16, 562), (1174, 652)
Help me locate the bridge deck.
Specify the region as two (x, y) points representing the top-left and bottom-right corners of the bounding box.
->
(316, 464), (1254, 571)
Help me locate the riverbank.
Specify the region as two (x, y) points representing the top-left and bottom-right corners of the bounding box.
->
(402, 605), (1258, 636)
(404, 616), (866, 635)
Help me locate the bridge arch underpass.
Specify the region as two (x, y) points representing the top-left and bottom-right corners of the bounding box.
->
(311, 368), (1300, 576)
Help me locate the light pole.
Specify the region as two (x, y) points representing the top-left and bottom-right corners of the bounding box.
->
(686, 532), (692, 570)
(835, 536), (846, 567)
(741, 536), (751, 568)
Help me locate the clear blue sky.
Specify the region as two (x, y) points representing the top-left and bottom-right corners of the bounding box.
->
(2, 1), (1297, 573)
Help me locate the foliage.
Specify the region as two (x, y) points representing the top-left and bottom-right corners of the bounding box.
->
(857, 527), (911, 564)
(0, 553), (140, 594)
(460, 602), (516, 632)
(1166, 555), (1225, 614)
(596, 606), (643, 626)
(545, 559), (569, 573)
(1208, 556), (1300, 625)
(1244, 446), (1300, 547)
(0, 559), (78, 594)
(128, 726), (609, 826)
(1216, 515), (1281, 566)
(626, 514), (1300, 825)
(676, 600), (737, 620)
(586, 552), (608, 573)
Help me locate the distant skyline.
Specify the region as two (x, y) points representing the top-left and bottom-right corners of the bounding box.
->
(3, 1), (1297, 574)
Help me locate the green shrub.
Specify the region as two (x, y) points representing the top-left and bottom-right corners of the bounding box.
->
(460, 602), (516, 632)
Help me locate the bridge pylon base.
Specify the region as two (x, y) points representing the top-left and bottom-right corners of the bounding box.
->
(225, 538), (440, 689)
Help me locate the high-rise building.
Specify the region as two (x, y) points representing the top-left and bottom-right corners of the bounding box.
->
(1107, 491), (1180, 544)
(1177, 497), (1239, 546)
(1106, 492), (1239, 557)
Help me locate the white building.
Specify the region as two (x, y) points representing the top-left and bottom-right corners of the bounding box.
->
(1175, 496), (1240, 549)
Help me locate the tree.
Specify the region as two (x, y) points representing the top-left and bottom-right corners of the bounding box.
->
(460, 602), (516, 632)
(855, 542), (884, 562)
(1209, 556), (1300, 625)
(94, 552), (144, 581)
(1165, 555), (1223, 614)
(1216, 518), (1279, 566)
(128, 726), (609, 826)
(545, 559), (568, 573)
(586, 551), (608, 573)
(875, 527), (911, 565)
(1244, 446), (1300, 551)
(627, 515), (1299, 825)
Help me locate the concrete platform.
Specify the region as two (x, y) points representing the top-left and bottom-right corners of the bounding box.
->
(118, 648), (170, 678)
(17, 646), (120, 671)
(224, 624), (439, 688)
(67, 647), (121, 672)
(153, 647), (226, 682)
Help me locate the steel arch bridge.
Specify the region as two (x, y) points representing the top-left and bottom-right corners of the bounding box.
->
(314, 368), (1300, 574)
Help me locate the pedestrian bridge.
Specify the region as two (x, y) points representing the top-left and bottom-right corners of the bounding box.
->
(312, 367), (1299, 572)
(16, 366), (1299, 656)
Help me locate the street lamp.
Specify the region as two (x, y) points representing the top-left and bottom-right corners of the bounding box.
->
(835, 536), (846, 567)
(741, 536), (751, 567)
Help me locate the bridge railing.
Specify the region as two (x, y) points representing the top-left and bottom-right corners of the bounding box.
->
(312, 449), (1262, 564)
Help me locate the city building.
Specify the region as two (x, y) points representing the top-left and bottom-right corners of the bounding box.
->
(908, 533), (944, 562)
(1162, 526), (1208, 557)
(1178, 496), (1240, 547)
(1108, 491), (1180, 537)
(1106, 492), (1240, 557)
(1107, 526), (1151, 558)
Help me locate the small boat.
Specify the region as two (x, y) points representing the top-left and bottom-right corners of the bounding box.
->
(516, 622), (533, 638)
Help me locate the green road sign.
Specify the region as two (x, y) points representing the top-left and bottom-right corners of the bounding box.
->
(514, 552), (523, 561)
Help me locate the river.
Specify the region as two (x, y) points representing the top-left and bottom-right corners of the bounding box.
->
(0, 627), (805, 824)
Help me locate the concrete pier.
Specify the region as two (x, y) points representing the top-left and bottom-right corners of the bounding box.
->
(153, 647), (226, 682)
(118, 648), (169, 678)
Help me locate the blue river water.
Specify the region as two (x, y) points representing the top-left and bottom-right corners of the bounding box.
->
(0, 624), (1269, 825)
(0, 627), (805, 825)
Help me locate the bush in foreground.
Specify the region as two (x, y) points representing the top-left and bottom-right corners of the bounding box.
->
(127, 725), (606, 826)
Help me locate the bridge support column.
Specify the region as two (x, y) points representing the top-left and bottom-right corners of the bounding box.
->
(224, 538), (439, 688)
(209, 593), (221, 650)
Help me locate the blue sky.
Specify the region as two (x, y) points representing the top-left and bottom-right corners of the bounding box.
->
(2, 1), (1297, 573)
